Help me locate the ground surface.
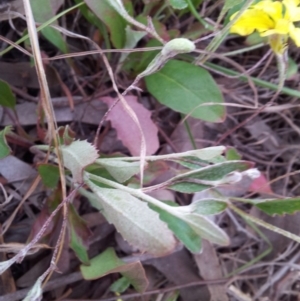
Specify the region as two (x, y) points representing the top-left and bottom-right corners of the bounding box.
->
(1, 1), (300, 300)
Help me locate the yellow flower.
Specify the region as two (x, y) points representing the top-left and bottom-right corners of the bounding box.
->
(230, 0), (300, 52)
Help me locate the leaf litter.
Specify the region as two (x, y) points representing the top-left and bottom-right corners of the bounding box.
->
(1, 0), (300, 300)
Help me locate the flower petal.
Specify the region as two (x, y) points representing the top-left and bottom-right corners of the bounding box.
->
(255, 0), (283, 22)
(289, 26), (300, 46)
(283, 0), (300, 21)
(230, 9), (275, 36)
(275, 19), (291, 34)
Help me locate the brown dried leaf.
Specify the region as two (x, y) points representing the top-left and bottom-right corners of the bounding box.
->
(194, 240), (229, 301)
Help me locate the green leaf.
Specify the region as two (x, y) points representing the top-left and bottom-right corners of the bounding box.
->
(169, 0), (188, 9)
(174, 158), (207, 170)
(130, 40), (195, 90)
(132, 39), (162, 74)
(149, 203), (202, 253)
(85, 0), (127, 48)
(0, 126), (12, 159)
(86, 163), (116, 179)
(224, 0), (247, 24)
(110, 276), (131, 293)
(58, 125), (76, 146)
(80, 248), (148, 293)
(169, 182), (210, 193)
(149, 201), (228, 246)
(68, 204), (91, 265)
(60, 140), (98, 183)
(286, 57), (298, 80)
(30, 0), (68, 53)
(145, 60), (225, 122)
(0, 80), (16, 108)
(175, 211), (230, 246)
(169, 161), (252, 193)
(226, 147), (241, 160)
(190, 199), (227, 215)
(97, 159), (140, 183)
(224, 0), (244, 10)
(175, 155), (226, 170)
(38, 164), (60, 189)
(174, 161), (253, 181)
(80, 248), (121, 279)
(119, 26), (147, 65)
(245, 31), (265, 46)
(255, 198), (300, 215)
(75, 0), (104, 27)
(86, 181), (176, 256)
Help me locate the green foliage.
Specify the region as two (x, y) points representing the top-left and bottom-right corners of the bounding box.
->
(0, 80), (16, 108)
(0, 126), (12, 159)
(86, 182), (176, 256)
(52, 141), (276, 255)
(123, 39), (162, 74)
(5, 1), (300, 299)
(38, 164), (60, 189)
(174, 209), (230, 245)
(145, 60), (225, 122)
(85, 0), (127, 48)
(286, 57), (298, 79)
(80, 248), (148, 293)
(97, 159), (140, 182)
(110, 276), (131, 293)
(119, 27), (147, 65)
(220, 0), (245, 23)
(169, 182), (210, 193)
(255, 198), (300, 215)
(149, 202), (203, 253)
(173, 161), (252, 181)
(30, 0), (68, 53)
(226, 147), (242, 160)
(59, 140), (98, 183)
(191, 199), (227, 215)
(68, 204), (91, 265)
(169, 0), (188, 10)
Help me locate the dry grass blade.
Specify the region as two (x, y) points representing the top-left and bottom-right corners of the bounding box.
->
(2, 175), (41, 235)
(21, 0), (67, 286)
(56, 28), (148, 186)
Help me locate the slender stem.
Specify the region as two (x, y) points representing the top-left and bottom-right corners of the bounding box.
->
(225, 218), (272, 277)
(196, 0), (256, 63)
(153, 1), (169, 19)
(96, 146), (224, 162)
(182, 115), (197, 150)
(205, 62), (300, 98)
(85, 172), (177, 213)
(186, 0), (213, 30)
(222, 43), (265, 56)
(229, 203), (300, 244)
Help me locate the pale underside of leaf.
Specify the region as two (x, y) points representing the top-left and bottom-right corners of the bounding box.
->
(169, 0), (188, 10)
(97, 159), (141, 183)
(60, 140), (98, 183)
(182, 146), (225, 160)
(177, 212), (230, 246)
(87, 180), (176, 256)
(22, 278), (43, 301)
